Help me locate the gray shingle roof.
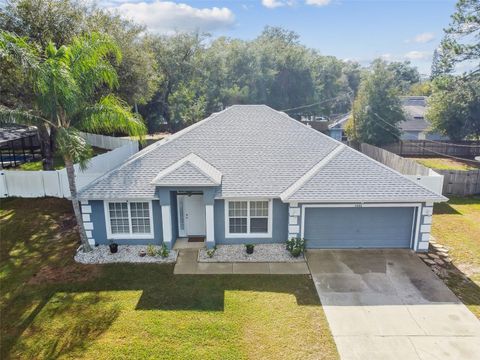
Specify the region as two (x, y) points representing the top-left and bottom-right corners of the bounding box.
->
(79, 105), (445, 202)
(286, 146), (446, 202)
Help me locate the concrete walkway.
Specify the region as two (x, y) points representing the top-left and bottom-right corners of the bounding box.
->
(306, 249), (480, 360)
(174, 249), (310, 275)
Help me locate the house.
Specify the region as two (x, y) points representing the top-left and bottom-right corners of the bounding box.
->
(78, 105), (446, 252)
(400, 96), (448, 140)
(328, 96), (449, 142)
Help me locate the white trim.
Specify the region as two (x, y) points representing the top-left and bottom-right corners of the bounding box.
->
(420, 224), (431, 233)
(205, 203), (215, 244)
(85, 230), (92, 238)
(161, 204), (172, 243)
(289, 216), (298, 225)
(417, 241), (429, 251)
(289, 207), (300, 216)
(413, 204), (422, 251)
(176, 195), (186, 237)
(104, 200), (154, 240)
(82, 214), (90, 222)
(422, 207), (433, 216)
(84, 222), (94, 231)
(81, 205), (92, 214)
(421, 233), (430, 241)
(423, 216), (432, 225)
(224, 199), (273, 238)
(280, 144), (345, 201)
(151, 153), (222, 186)
(288, 225), (300, 234)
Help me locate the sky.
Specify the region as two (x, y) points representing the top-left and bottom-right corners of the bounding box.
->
(1, 0), (458, 75)
(100, 0), (458, 75)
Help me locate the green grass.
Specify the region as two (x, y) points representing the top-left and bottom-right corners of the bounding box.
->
(412, 157), (479, 171)
(0, 198), (338, 360)
(16, 147), (108, 171)
(432, 196), (480, 318)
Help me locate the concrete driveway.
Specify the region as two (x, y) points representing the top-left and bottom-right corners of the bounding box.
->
(307, 250), (480, 360)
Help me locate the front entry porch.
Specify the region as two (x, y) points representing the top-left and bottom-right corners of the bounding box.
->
(158, 188), (215, 250)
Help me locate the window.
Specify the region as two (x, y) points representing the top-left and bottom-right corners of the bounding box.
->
(106, 201), (153, 238)
(226, 200), (272, 237)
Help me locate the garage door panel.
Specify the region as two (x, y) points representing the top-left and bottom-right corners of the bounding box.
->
(304, 207), (414, 249)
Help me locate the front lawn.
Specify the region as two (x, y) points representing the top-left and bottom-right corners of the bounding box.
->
(432, 196), (480, 318)
(411, 157), (479, 171)
(0, 198), (337, 360)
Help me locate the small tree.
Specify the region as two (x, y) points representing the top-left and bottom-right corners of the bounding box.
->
(0, 31), (146, 252)
(427, 75), (480, 140)
(346, 60), (405, 146)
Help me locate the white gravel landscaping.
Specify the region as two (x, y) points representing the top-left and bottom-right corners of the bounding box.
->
(198, 244), (305, 263)
(74, 245), (177, 264)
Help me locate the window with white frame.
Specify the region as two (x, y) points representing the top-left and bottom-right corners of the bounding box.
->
(106, 201), (153, 238)
(227, 200), (271, 237)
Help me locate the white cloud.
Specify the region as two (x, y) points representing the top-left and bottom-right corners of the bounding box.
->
(112, 1), (235, 33)
(305, 0), (331, 6)
(406, 32), (435, 44)
(380, 53), (393, 61)
(261, 0), (292, 8)
(404, 51), (430, 60)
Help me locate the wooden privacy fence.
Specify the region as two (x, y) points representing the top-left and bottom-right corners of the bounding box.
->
(360, 143), (480, 196)
(359, 143), (444, 195)
(435, 169), (480, 196)
(381, 140), (480, 157)
(0, 133), (138, 198)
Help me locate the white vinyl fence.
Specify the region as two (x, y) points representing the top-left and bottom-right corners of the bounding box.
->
(0, 134), (138, 198)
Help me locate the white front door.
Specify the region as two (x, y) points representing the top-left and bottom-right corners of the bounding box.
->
(183, 194), (206, 236)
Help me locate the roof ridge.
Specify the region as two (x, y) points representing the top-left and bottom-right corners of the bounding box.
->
(78, 108), (229, 198)
(280, 144), (346, 201)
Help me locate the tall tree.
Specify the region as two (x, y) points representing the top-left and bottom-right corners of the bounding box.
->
(438, 0), (480, 74)
(0, 31), (146, 251)
(427, 75), (480, 140)
(346, 60), (405, 146)
(0, 0), (157, 166)
(386, 61), (421, 94)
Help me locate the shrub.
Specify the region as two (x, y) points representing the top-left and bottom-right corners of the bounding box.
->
(158, 243), (170, 258)
(206, 246), (217, 258)
(286, 237), (305, 257)
(146, 244), (156, 257)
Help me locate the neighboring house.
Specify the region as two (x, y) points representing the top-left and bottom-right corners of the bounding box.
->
(300, 115), (331, 135)
(328, 96), (449, 141)
(79, 105), (446, 253)
(400, 96), (448, 141)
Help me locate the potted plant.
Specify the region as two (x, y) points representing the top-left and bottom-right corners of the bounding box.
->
(245, 244), (255, 254)
(109, 241), (118, 254)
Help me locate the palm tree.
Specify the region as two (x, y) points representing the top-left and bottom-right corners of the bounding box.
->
(0, 31), (146, 252)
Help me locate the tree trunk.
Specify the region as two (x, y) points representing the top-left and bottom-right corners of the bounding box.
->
(64, 158), (93, 252)
(38, 124), (54, 170)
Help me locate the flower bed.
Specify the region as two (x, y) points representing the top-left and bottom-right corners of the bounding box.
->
(198, 244), (305, 263)
(75, 245), (177, 264)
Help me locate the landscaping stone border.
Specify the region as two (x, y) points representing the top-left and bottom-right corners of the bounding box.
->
(417, 237), (452, 278)
(75, 245), (178, 264)
(198, 244), (305, 263)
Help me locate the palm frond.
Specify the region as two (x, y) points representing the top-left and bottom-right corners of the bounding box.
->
(79, 94), (146, 140)
(0, 30), (40, 75)
(55, 127), (93, 170)
(0, 106), (52, 127)
(70, 32), (122, 96)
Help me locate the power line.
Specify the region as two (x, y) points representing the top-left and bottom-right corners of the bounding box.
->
(371, 112), (480, 164)
(279, 93), (350, 112)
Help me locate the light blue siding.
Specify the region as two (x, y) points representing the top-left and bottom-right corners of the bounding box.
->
(214, 199), (288, 244)
(89, 200), (163, 245)
(329, 128), (343, 141)
(303, 206), (415, 249)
